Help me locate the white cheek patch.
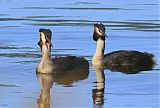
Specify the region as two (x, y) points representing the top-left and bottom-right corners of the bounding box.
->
(40, 32), (46, 42)
(95, 27), (102, 36)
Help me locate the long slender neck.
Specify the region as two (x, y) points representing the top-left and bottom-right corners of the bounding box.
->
(41, 45), (51, 59)
(95, 38), (105, 56)
(92, 38), (105, 66)
(37, 45), (54, 73)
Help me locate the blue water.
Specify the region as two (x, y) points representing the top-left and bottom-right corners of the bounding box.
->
(0, 0), (159, 108)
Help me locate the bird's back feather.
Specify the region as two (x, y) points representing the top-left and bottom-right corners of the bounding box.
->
(104, 50), (155, 72)
(52, 56), (89, 72)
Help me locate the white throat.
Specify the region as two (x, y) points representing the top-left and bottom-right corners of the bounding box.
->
(92, 38), (105, 66)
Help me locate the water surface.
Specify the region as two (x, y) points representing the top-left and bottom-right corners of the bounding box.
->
(0, 0), (159, 108)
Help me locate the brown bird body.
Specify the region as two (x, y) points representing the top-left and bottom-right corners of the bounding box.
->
(37, 28), (89, 74)
(92, 23), (155, 73)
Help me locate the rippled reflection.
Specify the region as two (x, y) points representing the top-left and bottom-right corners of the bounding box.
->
(0, 0), (159, 107)
(106, 62), (155, 74)
(53, 69), (89, 86)
(37, 74), (54, 108)
(92, 65), (105, 106)
(92, 59), (155, 106)
(36, 68), (89, 108)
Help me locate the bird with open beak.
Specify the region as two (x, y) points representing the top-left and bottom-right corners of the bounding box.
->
(38, 28), (52, 52)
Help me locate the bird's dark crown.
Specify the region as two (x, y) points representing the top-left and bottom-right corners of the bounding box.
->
(39, 28), (52, 42)
(94, 23), (105, 32)
(93, 23), (106, 41)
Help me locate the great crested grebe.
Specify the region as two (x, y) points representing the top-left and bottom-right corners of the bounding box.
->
(92, 23), (155, 72)
(37, 28), (89, 73)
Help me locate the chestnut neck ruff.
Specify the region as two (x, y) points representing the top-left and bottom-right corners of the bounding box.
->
(38, 40), (52, 52)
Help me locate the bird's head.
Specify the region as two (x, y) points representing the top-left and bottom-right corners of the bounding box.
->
(38, 28), (52, 51)
(93, 23), (107, 41)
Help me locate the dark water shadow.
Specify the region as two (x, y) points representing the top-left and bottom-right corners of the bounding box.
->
(0, 84), (19, 88)
(0, 18), (26, 21)
(0, 45), (18, 49)
(0, 53), (41, 58)
(66, 2), (100, 5)
(53, 69), (89, 86)
(13, 7), (123, 10)
(51, 7), (123, 10)
(105, 59), (156, 74)
(130, 3), (158, 6)
(0, 26), (21, 28)
(92, 61), (158, 107)
(26, 16), (65, 18)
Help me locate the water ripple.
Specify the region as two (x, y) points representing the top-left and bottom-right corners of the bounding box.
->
(106, 92), (159, 96)
(0, 84), (19, 88)
(0, 53), (41, 58)
(12, 7), (141, 11)
(67, 2), (100, 5)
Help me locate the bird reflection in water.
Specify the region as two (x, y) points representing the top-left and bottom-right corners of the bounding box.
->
(36, 73), (54, 108)
(36, 68), (89, 108)
(107, 63), (156, 74)
(92, 65), (105, 106)
(92, 57), (154, 106)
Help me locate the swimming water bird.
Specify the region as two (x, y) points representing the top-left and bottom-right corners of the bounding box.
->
(92, 23), (155, 73)
(37, 28), (89, 73)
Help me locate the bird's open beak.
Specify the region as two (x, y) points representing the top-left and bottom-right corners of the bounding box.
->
(38, 32), (45, 44)
(38, 32), (46, 51)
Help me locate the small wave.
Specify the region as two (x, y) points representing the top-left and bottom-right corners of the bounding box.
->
(0, 84), (19, 88)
